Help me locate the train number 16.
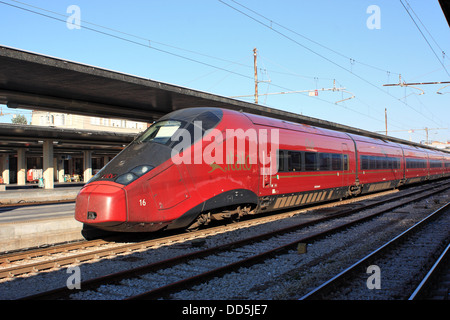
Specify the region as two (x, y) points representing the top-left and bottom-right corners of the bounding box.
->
(139, 199), (147, 207)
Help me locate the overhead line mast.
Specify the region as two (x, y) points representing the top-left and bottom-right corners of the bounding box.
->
(254, 48), (258, 104)
(245, 48), (353, 104)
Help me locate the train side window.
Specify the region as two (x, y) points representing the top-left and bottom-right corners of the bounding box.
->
(288, 151), (302, 172)
(343, 154), (349, 170)
(374, 157), (381, 169)
(305, 152), (317, 171)
(278, 150), (286, 172)
(370, 157), (375, 169)
(319, 153), (331, 171)
(361, 155), (402, 170)
(430, 160), (442, 168)
(331, 154), (342, 171)
(406, 158), (427, 169)
(387, 158), (392, 169)
(361, 155), (369, 170)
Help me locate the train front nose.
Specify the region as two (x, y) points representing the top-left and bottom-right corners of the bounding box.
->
(75, 183), (127, 229)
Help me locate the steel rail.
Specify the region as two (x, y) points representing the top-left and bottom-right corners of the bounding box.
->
(0, 199), (75, 208)
(299, 201), (450, 300)
(19, 189), (403, 299)
(0, 239), (108, 264)
(127, 184), (450, 300)
(17, 182), (449, 299)
(409, 241), (450, 300)
(1, 182), (433, 279)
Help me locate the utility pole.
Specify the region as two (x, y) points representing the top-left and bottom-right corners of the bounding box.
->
(385, 108), (388, 136)
(253, 48), (258, 104)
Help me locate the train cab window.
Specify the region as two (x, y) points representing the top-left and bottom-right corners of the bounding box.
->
(343, 155), (349, 171)
(135, 120), (183, 145)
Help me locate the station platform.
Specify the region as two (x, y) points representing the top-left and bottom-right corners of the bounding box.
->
(0, 183), (86, 253)
(0, 182), (83, 205)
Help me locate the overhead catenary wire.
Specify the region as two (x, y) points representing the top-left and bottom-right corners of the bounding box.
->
(0, 1), (358, 109)
(218, 0), (446, 129)
(400, 0), (450, 77)
(0, 1), (258, 84)
(0, 0), (444, 141)
(401, 0), (449, 63)
(7, 0), (337, 90)
(226, 0), (401, 76)
(1, 0), (359, 108)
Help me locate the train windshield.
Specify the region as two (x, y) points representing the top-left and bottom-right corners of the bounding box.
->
(135, 120), (183, 145)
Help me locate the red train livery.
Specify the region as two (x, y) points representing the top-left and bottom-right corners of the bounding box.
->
(75, 108), (450, 232)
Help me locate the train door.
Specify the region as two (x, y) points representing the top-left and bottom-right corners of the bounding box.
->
(341, 143), (350, 187)
(259, 127), (278, 194)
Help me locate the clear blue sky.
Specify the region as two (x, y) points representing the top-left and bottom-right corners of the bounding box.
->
(0, 0), (449, 144)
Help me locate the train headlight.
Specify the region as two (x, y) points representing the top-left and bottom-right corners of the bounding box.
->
(115, 165), (154, 185)
(130, 165), (154, 176)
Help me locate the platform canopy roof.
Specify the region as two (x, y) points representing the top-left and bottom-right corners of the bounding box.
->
(0, 123), (134, 155)
(0, 45), (447, 153)
(440, 0), (450, 27)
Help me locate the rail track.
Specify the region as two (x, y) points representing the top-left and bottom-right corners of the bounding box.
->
(0, 184), (407, 280)
(299, 201), (450, 300)
(12, 180), (448, 300)
(0, 199), (75, 209)
(409, 241), (450, 300)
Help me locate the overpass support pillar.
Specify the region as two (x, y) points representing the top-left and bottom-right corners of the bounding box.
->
(83, 151), (92, 183)
(103, 155), (110, 167)
(1, 155), (10, 185)
(17, 148), (26, 186)
(43, 140), (54, 189)
(57, 158), (65, 183)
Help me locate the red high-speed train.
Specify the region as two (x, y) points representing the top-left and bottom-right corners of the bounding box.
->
(75, 108), (450, 232)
